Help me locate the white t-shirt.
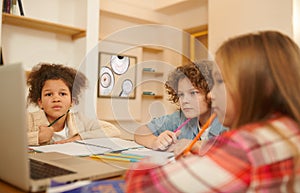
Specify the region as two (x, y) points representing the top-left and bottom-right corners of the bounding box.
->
(51, 124), (69, 142)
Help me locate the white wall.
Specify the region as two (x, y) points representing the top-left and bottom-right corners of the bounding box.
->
(2, 0), (87, 70)
(208, 0), (293, 55)
(80, 0), (99, 119)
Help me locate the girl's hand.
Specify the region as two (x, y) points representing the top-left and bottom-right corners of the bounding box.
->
(38, 125), (54, 145)
(54, 134), (82, 144)
(151, 130), (181, 150)
(168, 139), (202, 156)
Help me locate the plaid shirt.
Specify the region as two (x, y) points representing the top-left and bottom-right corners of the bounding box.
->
(125, 115), (300, 192)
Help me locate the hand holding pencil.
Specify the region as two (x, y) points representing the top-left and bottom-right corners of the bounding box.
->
(175, 113), (216, 160)
(151, 130), (181, 151)
(151, 118), (192, 151)
(38, 110), (70, 145)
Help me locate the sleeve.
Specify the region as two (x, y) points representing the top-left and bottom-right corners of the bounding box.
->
(27, 110), (50, 146)
(27, 112), (40, 146)
(74, 113), (121, 139)
(125, 133), (251, 193)
(147, 112), (181, 136)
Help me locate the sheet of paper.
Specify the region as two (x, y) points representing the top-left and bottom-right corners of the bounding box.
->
(122, 147), (175, 165)
(29, 138), (143, 156)
(75, 137), (143, 152)
(29, 142), (111, 156)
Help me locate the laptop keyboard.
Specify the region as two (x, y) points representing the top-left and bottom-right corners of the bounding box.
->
(30, 159), (75, 180)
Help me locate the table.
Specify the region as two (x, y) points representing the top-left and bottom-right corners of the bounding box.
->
(0, 156), (131, 193)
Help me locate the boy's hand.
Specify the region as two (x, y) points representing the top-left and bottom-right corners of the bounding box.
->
(151, 130), (181, 151)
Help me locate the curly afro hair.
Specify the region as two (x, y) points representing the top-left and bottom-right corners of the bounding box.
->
(27, 63), (88, 106)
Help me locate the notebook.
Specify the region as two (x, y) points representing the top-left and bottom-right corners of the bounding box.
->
(0, 63), (126, 192)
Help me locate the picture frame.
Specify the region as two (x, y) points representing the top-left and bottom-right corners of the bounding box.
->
(98, 52), (137, 99)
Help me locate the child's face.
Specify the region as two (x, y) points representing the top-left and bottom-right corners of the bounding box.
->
(38, 79), (72, 120)
(211, 59), (235, 127)
(177, 77), (209, 119)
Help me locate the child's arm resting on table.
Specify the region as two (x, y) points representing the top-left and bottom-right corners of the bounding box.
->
(134, 125), (181, 151)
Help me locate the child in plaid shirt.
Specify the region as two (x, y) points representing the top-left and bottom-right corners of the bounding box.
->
(126, 31), (300, 192)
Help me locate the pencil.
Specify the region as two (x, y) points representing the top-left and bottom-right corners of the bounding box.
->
(104, 153), (145, 159)
(175, 113), (216, 159)
(90, 155), (140, 162)
(48, 109), (70, 127)
(174, 118), (191, 132)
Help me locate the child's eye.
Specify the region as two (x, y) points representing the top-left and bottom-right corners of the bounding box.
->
(45, 93), (52, 97)
(215, 78), (224, 84)
(177, 93), (184, 98)
(213, 73), (224, 84)
(60, 92), (68, 96)
(191, 91), (199, 95)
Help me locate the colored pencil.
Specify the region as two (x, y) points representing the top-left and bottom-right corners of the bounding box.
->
(175, 113), (216, 159)
(90, 155), (140, 162)
(174, 118), (191, 132)
(103, 153), (145, 159)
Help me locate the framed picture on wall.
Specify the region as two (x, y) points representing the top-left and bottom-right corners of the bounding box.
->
(98, 52), (137, 99)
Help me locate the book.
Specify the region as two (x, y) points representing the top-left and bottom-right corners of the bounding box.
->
(47, 179), (125, 193)
(142, 67), (155, 72)
(142, 91), (155, 95)
(11, 0), (16, 14)
(2, 0), (7, 13)
(5, 0), (11, 13)
(17, 0), (24, 15)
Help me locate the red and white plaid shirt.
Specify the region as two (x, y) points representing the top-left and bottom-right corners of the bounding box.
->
(126, 115), (300, 193)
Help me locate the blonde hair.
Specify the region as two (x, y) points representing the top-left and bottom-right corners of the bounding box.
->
(216, 31), (300, 128)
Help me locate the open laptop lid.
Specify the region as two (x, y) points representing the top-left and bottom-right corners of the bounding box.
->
(0, 63), (127, 192)
(0, 63), (31, 190)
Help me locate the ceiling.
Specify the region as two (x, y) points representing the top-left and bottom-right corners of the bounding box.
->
(100, 0), (208, 32)
(111, 0), (207, 15)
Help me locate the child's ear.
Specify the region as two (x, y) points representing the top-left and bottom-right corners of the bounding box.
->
(70, 101), (74, 108)
(37, 98), (43, 109)
(207, 92), (212, 100)
(206, 92), (212, 106)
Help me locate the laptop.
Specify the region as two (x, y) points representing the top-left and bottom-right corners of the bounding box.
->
(0, 63), (126, 192)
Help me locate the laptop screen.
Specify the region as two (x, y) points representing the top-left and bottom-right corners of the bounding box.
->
(0, 63), (31, 190)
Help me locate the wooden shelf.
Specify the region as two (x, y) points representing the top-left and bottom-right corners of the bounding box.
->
(142, 46), (163, 53)
(2, 13), (86, 40)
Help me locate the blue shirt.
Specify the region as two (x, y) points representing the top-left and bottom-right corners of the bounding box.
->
(147, 111), (227, 140)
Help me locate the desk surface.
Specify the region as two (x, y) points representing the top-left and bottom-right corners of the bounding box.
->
(0, 156), (131, 193)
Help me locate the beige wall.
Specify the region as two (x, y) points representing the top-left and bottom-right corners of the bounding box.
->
(98, 0), (207, 128)
(208, 0), (293, 55)
(100, 0), (208, 38)
(294, 0), (300, 46)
